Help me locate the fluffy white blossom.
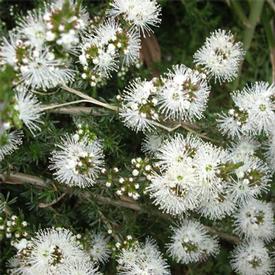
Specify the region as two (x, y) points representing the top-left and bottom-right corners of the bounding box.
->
(50, 134), (104, 187)
(229, 137), (259, 159)
(167, 219), (219, 264)
(9, 228), (88, 275)
(198, 186), (236, 220)
(141, 133), (165, 156)
(117, 239), (170, 275)
(155, 134), (202, 169)
(148, 162), (199, 215)
(193, 29), (244, 82)
(0, 131), (23, 161)
(109, 0), (161, 34)
(16, 91), (43, 134)
(0, 33), (74, 90)
(17, 10), (46, 48)
(231, 240), (273, 275)
(192, 143), (230, 198)
(119, 79), (160, 132)
(234, 199), (275, 242)
(89, 233), (111, 264)
(227, 155), (271, 203)
(158, 65), (210, 120)
(217, 82), (275, 138)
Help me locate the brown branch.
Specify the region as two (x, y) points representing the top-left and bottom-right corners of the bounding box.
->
(1, 172), (240, 244)
(38, 193), (66, 208)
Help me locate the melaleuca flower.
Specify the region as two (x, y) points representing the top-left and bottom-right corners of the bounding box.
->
(0, 33), (74, 90)
(141, 133), (165, 156)
(0, 130), (23, 161)
(17, 10), (47, 48)
(109, 0), (161, 35)
(117, 239), (170, 275)
(155, 133), (202, 169)
(119, 79), (160, 132)
(93, 20), (140, 65)
(43, 0), (88, 50)
(198, 186), (236, 220)
(16, 91), (43, 134)
(229, 137), (259, 159)
(228, 155), (271, 203)
(217, 82), (275, 137)
(79, 38), (118, 86)
(193, 29), (244, 82)
(9, 227), (87, 275)
(57, 259), (100, 275)
(234, 199), (275, 242)
(89, 233), (111, 264)
(147, 162), (199, 215)
(167, 219), (219, 264)
(50, 134), (104, 188)
(231, 240), (273, 275)
(192, 143), (230, 198)
(158, 65), (210, 121)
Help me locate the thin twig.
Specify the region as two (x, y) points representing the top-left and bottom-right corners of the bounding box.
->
(61, 85), (119, 112)
(0, 173), (47, 188)
(41, 100), (90, 111)
(38, 193), (66, 208)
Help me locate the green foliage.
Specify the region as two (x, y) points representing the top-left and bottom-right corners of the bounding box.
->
(0, 0), (273, 274)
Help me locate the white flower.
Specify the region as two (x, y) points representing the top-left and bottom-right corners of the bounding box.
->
(229, 137), (259, 159)
(50, 134), (104, 188)
(158, 65), (210, 121)
(194, 29), (244, 83)
(19, 49), (75, 90)
(0, 33), (74, 90)
(155, 133), (202, 169)
(10, 228), (87, 275)
(192, 143), (230, 198)
(231, 240), (273, 275)
(109, 0), (161, 34)
(93, 19), (120, 46)
(217, 82), (275, 137)
(119, 79), (159, 132)
(198, 187), (236, 220)
(167, 219), (219, 264)
(89, 233), (111, 264)
(123, 29), (141, 65)
(117, 239), (170, 275)
(17, 10), (46, 48)
(228, 155), (271, 203)
(57, 258), (100, 275)
(141, 133), (165, 156)
(16, 91), (43, 134)
(147, 162), (199, 215)
(234, 199), (275, 242)
(0, 131), (23, 161)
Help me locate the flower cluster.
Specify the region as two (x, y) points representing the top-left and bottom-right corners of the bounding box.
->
(0, 90), (43, 161)
(193, 29), (244, 82)
(0, 0), (161, 91)
(0, 215), (28, 241)
(218, 82), (275, 138)
(117, 238), (170, 275)
(8, 227), (100, 275)
(146, 133), (271, 217)
(119, 65), (210, 132)
(49, 132), (105, 188)
(167, 219), (219, 264)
